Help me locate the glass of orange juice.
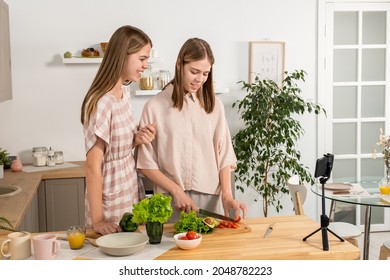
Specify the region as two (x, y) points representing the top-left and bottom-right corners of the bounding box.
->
(67, 225), (86, 250)
(379, 177), (390, 195)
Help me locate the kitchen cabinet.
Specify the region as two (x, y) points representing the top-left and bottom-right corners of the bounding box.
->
(18, 192), (39, 233)
(38, 178), (85, 232)
(142, 177), (154, 196)
(0, 0), (12, 102)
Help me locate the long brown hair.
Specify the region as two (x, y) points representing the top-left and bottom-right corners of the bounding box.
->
(171, 38), (215, 113)
(81, 25), (152, 125)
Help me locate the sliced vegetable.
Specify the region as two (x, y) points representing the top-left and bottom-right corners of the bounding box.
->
(203, 217), (219, 228)
(216, 220), (240, 229)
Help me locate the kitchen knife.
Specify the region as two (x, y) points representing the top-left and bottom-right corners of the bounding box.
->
(263, 223), (276, 238)
(198, 208), (235, 222)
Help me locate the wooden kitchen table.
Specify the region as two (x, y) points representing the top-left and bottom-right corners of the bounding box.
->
(156, 215), (361, 260)
(0, 215), (360, 260)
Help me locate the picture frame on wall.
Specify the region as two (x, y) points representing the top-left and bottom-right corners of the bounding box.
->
(249, 41), (285, 86)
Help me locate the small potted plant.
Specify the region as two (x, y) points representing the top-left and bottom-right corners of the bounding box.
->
(131, 193), (173, 244)
(0, 148), (10, 179)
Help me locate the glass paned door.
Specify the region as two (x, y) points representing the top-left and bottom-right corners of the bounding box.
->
(319, 1), (390, 231)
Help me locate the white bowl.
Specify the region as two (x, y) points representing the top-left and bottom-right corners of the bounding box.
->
(173, 232), (202, 250)
(96, 232), (148, 256)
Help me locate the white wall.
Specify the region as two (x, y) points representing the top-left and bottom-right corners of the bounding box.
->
(0, 0), (319, 219)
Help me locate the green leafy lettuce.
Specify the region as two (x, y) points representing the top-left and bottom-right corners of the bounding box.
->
(131, 194), (173, 224)
(173, 211), (213, 234)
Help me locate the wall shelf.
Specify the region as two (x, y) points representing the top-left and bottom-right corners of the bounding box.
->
(60, 53), (229, 95)
(134, 88), (229, 96)
(135, 90), (160, 96)
(215, 88), (229, 94)
(61, 56), (160, 65)
(62, 57), (103, 64)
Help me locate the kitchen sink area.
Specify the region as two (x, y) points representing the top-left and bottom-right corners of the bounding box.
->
(0, 161), (86, 233)
(0, 185), (21, 198)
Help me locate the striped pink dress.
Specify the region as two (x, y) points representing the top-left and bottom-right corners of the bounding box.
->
(83, 86), (141, 227)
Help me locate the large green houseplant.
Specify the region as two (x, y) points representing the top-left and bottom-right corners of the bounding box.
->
(232, 70), (325, 217)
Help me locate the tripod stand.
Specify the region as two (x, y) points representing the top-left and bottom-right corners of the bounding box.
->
(303, 177), (344, 251)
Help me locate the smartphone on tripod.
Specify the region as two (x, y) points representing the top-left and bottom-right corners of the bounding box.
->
(314, 153), (334, 180)
(303, 153), (343, 251)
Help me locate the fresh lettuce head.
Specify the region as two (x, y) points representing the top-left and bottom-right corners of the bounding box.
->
(132, 193), (173, 224)
(173, 210), (213, 234)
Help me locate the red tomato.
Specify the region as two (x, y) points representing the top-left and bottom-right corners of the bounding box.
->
(230, 222), (239, 228)
(180, 236), (189, 240)
(186, 231), (199, 240)
(216, 220), (239, 229)
(233, 216), (241, 223)
(221, 220), (230, 227)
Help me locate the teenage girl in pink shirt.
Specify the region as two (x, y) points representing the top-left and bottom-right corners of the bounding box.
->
(137, 38), (247, 222)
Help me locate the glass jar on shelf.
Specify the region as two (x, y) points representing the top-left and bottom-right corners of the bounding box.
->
(139, 65), (154, 90)
(156, 70), (171, 90)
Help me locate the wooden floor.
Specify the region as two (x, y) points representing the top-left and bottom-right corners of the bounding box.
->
(356, 231), (390, 260)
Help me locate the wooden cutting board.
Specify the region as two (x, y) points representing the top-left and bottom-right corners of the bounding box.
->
(157, 221), (251, 236)
(211, 221), (251, 235)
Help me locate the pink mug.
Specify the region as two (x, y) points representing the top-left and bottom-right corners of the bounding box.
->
(32, 234), (60, 260)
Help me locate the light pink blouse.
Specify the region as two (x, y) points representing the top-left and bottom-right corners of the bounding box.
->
(137, 85), (237, 195)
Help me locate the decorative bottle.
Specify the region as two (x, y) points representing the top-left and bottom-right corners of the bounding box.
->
(47, 147), (56, 167)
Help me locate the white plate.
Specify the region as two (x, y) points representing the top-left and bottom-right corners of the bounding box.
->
(324, 183), (352, 191)
(96, 232), (148, 256)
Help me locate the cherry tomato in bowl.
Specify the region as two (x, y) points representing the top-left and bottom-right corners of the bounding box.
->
(174, 232), (202, 250)
(185, 231), (199, 240)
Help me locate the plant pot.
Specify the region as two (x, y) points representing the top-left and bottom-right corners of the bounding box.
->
(145, 221), (163, 244)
